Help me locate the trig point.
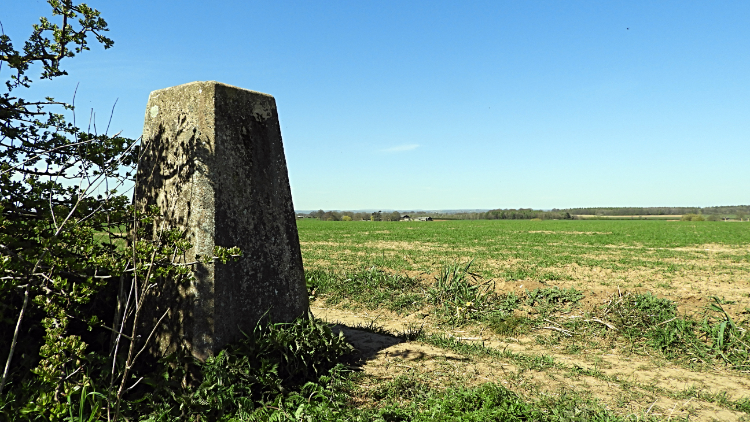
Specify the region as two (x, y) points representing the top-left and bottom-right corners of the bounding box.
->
(135, 81), (309, 360)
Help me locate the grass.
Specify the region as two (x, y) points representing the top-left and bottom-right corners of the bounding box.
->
(298, 219), (750, 420)
(90, 216), (748, 421)
(306, 267), (425, 314)
(307, 260), (750, 372)
(297, 219), (750, 276)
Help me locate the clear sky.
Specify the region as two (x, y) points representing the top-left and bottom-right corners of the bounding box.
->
(5, 1), (749, 210)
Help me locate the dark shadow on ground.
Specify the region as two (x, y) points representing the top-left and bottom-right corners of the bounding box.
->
(330, 324), (403, 360)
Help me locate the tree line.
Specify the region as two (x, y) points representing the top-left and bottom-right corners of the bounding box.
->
(305, 210), (404, 221)
(300, 208), (574, 221)
(301, 206), (750, 222)
(562, 206), (750, 216)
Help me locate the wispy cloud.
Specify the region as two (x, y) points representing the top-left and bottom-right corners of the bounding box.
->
(382, 144), (420, 153)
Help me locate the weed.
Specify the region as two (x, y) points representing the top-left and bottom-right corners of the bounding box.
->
(526, 287), (584, 308)
(399, 323), (426, 341)
(66, 384), (106, 422)
(497, 291), (523, 313)
(700, 297), (750, 370)
(538, 271), (572, 281)
(136, 315), (354, 420)
(603, 292), (677, 339)
(647, 317), (700, 359)
(675, 386), (750, 415)
(370, 373), (430, 401)
(426, 260), (496, 324)
(600, 292), (750, 369)
(306, 267), (424, 314)
(487, 314), (531, 337)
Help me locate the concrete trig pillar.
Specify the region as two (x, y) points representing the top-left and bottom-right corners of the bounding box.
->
(135, 81), (308, 360)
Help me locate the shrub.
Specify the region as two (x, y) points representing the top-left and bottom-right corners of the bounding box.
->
(682, 214), (705, 221)
(129, 315), (355, 420)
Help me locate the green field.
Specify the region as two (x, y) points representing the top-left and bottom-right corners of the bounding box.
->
(299, 219), (750, 308)
(299, 219), (750, 421)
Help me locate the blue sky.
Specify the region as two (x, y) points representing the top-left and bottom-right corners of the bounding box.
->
(5, 1), (749, 210)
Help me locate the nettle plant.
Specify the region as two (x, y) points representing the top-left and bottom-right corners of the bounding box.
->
(0, 2), (239, 420)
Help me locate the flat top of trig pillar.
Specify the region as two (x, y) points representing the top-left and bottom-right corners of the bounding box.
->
(149, 81), (275, 99)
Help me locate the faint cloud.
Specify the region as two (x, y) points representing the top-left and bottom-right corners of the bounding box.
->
(382, 144), (419, 153)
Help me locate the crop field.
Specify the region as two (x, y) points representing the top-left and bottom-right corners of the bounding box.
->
(299, 219), (750, 421)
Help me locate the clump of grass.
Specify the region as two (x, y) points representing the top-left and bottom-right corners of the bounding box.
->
(370, 373), (430, 402)
(346, 319), (398, 338)
(603, 291), (700, 359)
(602, 292), (750, 369)
(305, 267), (424, 314)
(699, 297), (750, 371)
(345, 319), (424, 342)
(487, 314), (532, 337)
(646, 317), (700, 359)
(374, 381), (653, 422)
(526, 286), (584, 309)
(399, 323), (426, 341)
(604, 291), (677, 338)
(426, 260), (496, 324)
(485, 291), (530, 336)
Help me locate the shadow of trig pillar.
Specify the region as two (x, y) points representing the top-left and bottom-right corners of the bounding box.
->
(135, 81), (309, 360)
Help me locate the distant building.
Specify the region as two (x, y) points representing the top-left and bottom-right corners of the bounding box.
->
(416, 216), (433, 222)
(400, 215), (412, 221)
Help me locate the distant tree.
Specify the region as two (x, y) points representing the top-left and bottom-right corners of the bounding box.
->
(383, 211), (400, 221)
(342, 215), (352, 221)
(320, 211), (340, 221)
(737, 211), (747, 222)
(681, 214), (705, 222)
(351, 212), (367, 221)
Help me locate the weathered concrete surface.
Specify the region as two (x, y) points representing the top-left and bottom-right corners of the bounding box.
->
(135, 81), (308, 360)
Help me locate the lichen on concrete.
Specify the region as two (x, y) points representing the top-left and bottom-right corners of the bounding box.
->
(135, 81), (308, 360)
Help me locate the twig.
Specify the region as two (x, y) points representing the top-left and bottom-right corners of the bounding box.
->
(544, 318), (561, 326)
(656, 317), (677, 327)
(63, 367), (82, 381)
(132, 309), (170, 364)
(125, 376), (144, 393)
(0, 284), (30, 395)
(540, 326), (574, 337)
(584, 318), (618, 331)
